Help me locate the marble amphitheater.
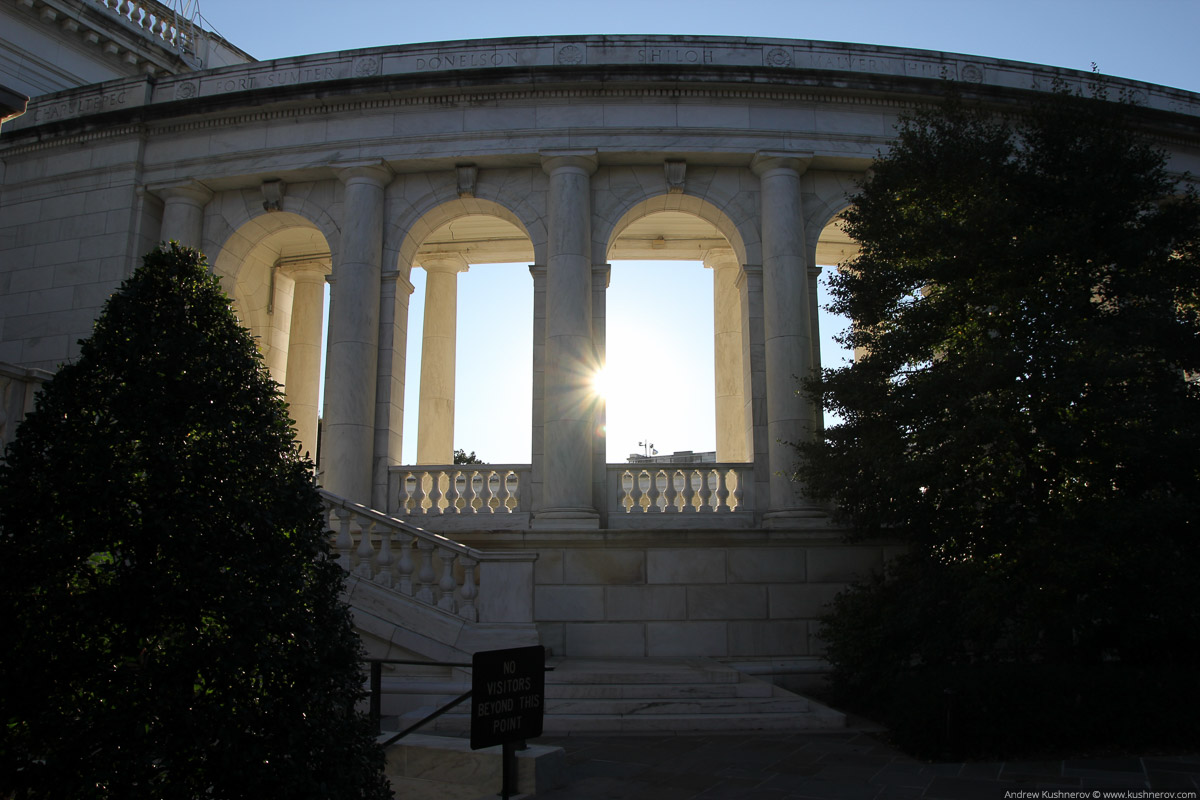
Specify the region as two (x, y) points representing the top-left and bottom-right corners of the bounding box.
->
(4, 0), (1200, 743)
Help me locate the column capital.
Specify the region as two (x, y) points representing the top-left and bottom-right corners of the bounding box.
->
(382, 269), (416, 296)
(276, 256), (330, 281)
(703, 247), (739, 271)
(333, 159), (394, 187)
(734, 262), (763, 291)
(591, 263), (611, 289)
(540, 149), (598, 176)
(750, 151), (813, 178)
(418, 252), (470, 274)
(148, 179), (213, 206)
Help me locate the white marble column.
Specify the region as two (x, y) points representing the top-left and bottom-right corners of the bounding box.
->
(156, 180), (212, 249)
(737, 263), (770, 511)
(282, 260), (328, 463)
(415, 253), (468, 465)
(374, 268), (415, 509)
(591, 263), (610, 525)
(535, 150), (600, 529)
(529, 264), (547, 513)
(706, 248), (747, 463)
(322, 161), (391, 503)
(751, 151), (824, 525)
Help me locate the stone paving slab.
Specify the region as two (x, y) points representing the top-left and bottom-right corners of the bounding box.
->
(528, 730), (1200, 799)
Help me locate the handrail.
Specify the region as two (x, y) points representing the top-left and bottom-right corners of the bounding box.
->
(320, 490), (538, 625)
(321, 489), (489, 561)
(364, 657), (554, 746)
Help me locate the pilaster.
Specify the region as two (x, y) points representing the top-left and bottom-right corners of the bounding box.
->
(152, 179), (212, 249)
(280, 258), (330, 464)
(705, 247), (747, 463)
(416, 252), (468, 465)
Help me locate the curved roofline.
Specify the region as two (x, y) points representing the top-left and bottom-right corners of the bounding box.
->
(6, 34), (1200, 137)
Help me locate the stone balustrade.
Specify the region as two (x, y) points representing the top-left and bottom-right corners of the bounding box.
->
(0, 362), (50, 458)
(608, 463), (758, 528)
(389, 465), (531, 520)
(321, 490), (537, 625)
(93, 0), (192, 52)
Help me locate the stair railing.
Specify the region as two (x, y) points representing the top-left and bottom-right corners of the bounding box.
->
(320, 490), (537, 625)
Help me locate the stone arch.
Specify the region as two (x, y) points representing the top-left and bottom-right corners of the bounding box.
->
(594, 165), (756, 266)
(208, 205), (334, 462)
(803, 171), (862, 268)
(386, 169), (545, 276)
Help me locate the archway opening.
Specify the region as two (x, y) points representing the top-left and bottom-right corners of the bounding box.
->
(211, 212), (331, 466)
(814, 212), (859, 427)
(399, 211), (535, 465)
(604, 209), (732, 464)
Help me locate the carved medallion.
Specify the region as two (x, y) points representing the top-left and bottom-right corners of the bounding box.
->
(960, 63), (984, 83)
(176, 81), (197, 99)
(765, 47), (793, 68)
(354, 56), (381, 77)
(557, 44), (584, 65)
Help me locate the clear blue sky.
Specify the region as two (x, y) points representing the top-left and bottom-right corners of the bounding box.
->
(192, 0), (1200, 464)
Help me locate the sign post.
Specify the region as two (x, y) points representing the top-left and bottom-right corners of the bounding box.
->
(470, 645), (545, 798)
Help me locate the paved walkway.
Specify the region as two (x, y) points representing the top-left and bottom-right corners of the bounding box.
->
(529, 730), (1200, 799)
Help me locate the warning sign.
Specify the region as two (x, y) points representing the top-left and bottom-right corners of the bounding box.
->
(470, 645), (545, 750)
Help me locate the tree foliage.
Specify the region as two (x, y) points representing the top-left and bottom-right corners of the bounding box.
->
(798, 87), (1200, 755)
(0, 244), (391, 798)
(453, 448), (485, 465)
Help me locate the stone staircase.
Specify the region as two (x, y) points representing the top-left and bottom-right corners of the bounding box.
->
(396, 657), (844, 736)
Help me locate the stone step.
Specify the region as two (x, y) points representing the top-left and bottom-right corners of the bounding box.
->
(544, 693), (812, 716)
(385, 658), (846, 736)
(545, 679), (772, 700)
(543, 658), (741, 685)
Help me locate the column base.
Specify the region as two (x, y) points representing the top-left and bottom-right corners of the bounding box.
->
(531, 508), (601, 530)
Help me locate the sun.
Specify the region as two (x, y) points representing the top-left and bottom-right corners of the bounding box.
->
(591, 366), (611, 401)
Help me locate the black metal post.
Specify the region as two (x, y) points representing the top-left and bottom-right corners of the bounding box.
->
(370, 660), (382, 733)
(502, 740), (517, 799)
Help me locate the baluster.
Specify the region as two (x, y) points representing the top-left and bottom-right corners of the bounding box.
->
(504, 470), (518, 513)
(450, 470), (466, 514)
(428, 472), (443, 515)
(437, 551), (458, 613)
(396, 533), (414, 595)
(634, 469), (649, 512)
(484, 470), (499, 513)
(333, 508), (353, 570)
(415, 541), (436, 604)
(680, 469), (697, 513)
(468, 469), (483, 514)
(355, 520), (375, 578)
(374, 526), (394, 588)
(731, 469), (744, 511)
(715, 468), (731, 512)
(663, 469), (679, 512)
(399, 472), (414, 514)
(647, 469), (663, 513)
(458, 557), (478, 621)
(698, 469), (714, 512)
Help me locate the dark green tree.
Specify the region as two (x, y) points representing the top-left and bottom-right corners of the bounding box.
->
(453, 449), (485, 465)
(798, 88), (1200, 756)
(0, 244), (391, 799)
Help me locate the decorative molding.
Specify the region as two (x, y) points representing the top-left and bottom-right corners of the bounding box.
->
(456, 164), (477, 198)
(664, 160), (686, 194)
(261, 178), (286, 212)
